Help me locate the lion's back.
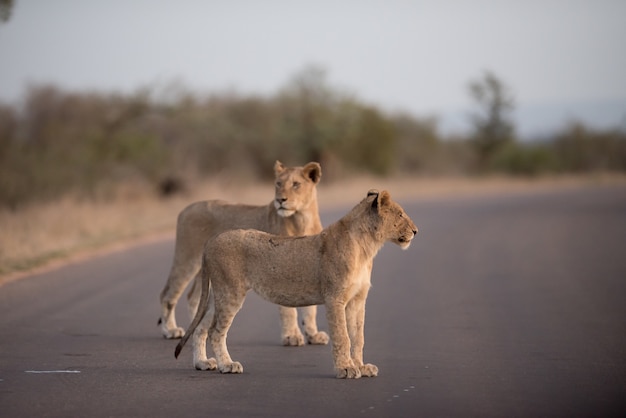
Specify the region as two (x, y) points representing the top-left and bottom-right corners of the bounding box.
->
(208, 229), (317, 270)
(177, 200), (271, 237)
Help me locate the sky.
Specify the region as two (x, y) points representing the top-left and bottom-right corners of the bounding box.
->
(1, 0), (625, 137)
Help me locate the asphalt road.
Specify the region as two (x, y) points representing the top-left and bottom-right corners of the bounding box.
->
(1, 185), (625, 417)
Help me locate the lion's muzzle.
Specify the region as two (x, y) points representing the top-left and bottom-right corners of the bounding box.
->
(397, 227), (417, 249)
(274, 199), (295, 217)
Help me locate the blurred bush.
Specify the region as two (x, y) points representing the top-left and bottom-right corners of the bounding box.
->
(1, 67), (625, 209)
(552, 122), (626, 172)
(489, 142), (559, 176)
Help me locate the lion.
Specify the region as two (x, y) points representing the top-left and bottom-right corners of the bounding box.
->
(159, 161), (329, 347)
(174, 189), (418, 379)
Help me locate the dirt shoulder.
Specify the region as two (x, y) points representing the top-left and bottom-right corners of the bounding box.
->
(2, 174), (625, 286)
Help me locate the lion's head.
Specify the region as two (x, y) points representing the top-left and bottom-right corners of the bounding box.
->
(367, 189), (418, 249)
(273, 161), (322, 217)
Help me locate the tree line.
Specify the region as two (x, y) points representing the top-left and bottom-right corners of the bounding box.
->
(1, 67), (625, 209)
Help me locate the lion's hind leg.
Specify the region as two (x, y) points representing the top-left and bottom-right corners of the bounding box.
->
(159, 258), (200, 339)
(209, 291), (246, 374)
(186, 271), (202, 320)
(192, 292), (217, 371)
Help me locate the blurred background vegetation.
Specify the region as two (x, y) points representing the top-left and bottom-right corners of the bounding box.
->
(1, 66), (625, 210)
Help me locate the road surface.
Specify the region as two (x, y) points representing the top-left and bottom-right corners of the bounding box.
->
(1, 185), (625, 417)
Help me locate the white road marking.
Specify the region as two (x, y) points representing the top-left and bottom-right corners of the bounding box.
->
(25, 370), (81, 374)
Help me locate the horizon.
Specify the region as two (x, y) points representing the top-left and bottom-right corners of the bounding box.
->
(1, 1), (625, 139)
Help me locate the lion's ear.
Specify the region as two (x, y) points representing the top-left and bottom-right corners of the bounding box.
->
(379, 190), (391, 206)
(368, 189), (380, 210)
(303, 162), (322, 184)
(274, 160), (285, 175)
(369, 189), (390, 211)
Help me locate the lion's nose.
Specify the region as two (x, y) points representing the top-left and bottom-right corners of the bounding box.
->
(412, 228), (418, 236)
(276, 197), (287, 203)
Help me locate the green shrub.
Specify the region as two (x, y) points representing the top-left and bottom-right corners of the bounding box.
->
(489, 142), (559, 175)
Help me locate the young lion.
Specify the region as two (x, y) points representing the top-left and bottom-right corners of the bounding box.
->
(175, 190), (418, 379)
(159, 161), (329, 348)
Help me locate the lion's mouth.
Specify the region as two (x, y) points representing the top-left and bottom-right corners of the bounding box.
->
(274, 201), (295, 217)
(277, 208), (295, 217)
(397, 232), (416, 250)
(397, 238), (412, 250)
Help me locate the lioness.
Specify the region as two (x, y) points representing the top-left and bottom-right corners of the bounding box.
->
(175, 190), (418, 379)
(159, 161), (329, 347)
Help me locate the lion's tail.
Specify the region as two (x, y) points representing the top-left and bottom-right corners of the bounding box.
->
(175, 252), (212, 359)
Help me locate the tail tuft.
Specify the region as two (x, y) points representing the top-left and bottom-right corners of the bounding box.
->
(174, 343), (182, 359)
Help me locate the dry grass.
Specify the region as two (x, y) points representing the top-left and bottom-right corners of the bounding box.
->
(319, 173), (626, 204)
(0, 179), (271, 280)
(2, 173), (625, 284)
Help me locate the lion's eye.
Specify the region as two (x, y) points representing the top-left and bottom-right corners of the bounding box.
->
(293, 181), (300, 189)
(275, 182), (282, 188)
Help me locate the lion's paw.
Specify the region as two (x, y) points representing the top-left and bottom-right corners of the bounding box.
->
(282, 333), (305, 347)
(162, 326), (185, 339)
(219, 361), (243, 374)
(194, 357), (217, 371)
(306, 331), (329, 345)
(335, 366), (362, 379)
(360, 363), (378, 377)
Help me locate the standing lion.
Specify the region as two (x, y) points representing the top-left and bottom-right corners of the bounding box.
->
(159, 161), (329, 347)
(175, 190), (418, 378)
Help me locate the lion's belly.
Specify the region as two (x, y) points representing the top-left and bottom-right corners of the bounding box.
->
(250, 278), (324, 308)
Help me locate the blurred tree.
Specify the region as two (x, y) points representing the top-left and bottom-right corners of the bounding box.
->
(0, 103), (16, 146)
(468, 71), (516, 169)
(278, 65), (397, 176)
(392, 113), (440, 173)
(0, 0), (13, 23)
(338, 102), (395, 175)
(278, 65), (338, 164)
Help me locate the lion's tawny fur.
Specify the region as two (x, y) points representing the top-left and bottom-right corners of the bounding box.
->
(175, 190), (418, 379)
(159, 161), (328, 346)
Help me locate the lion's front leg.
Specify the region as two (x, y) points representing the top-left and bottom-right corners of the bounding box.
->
(279, 306), (305, 346)
(300, 305), (329, 345)
(326, 301), (361, 379)
(346, 290), (378, 378)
